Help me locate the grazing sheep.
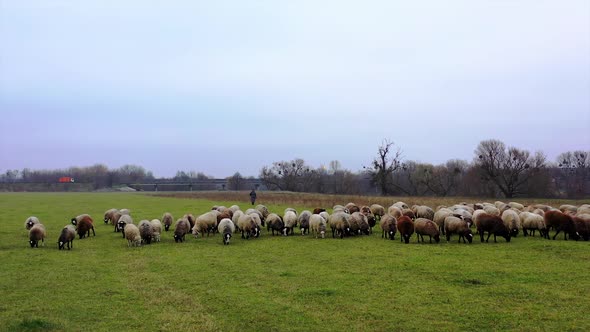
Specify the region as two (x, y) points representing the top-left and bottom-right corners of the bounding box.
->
(444, 216), (473, 244)
(298, 211), (312, 235)
(332, 205), (349, 214)
(559, 205), (578, 215)
(348, 205), (360, 214)
(309, 214), (327, 239)
(393, 201), (409, 210)
(232, 210), (244, 231)
(313, 208), (326, 214)
(380, 214), (397, 240)
(246, 209), (264, 225)
(266, 213), (285, 236)
(216, 211), (232, 231)
(544, 211), (576, 240)
(103, 208), (118, 224)
(162, 212), (174, 232)
(283, 211), (298, 236)
(58, 225), (76, 250)
(396, 216), (414, 244)
(328, 212), (351, 239)
(237, 214), (260, 239)
(532, 209), (545, 217)
(29, 224), (46, 248)
(229, 205), (240, 213)
(150, 219), (162, 242)
(319, 212), (330, 225)
(402, 209), (416, 220)
(138, 220), (154, 245)
(476, 214), (511, 243)
(255, 205), (270, 221)
(344, 202), (357, 211)
(24, 216), (40, 230)
(350, 212), (369, 235)
(501, 209), (521, 237)
(249, 212), (263, 232)
(284, 208), (297, 217)
(414, 218), (440, 243)
(387, 206), (403, 219)
(577, 205), (590, 216)
(215, 206), (233, 219)
(508, 202), (525, 211)
(183, 214), (196, 231)
(124, 224), (141, 247)
(433, 208), (453, 235)
(519, 212), (546, 237)
(572, 217), (589, 241)
(117, 215), (134, 237)
(173, 218), (190, 243)
(414, 206), (435, 221)
(71, 214), (95, 239)
(218, 218), (236, 245)
(119, 209), (131, 215)
(483, 205), (500, 216)
(370, 204), (385, 221)
(193, 211), (219, 238)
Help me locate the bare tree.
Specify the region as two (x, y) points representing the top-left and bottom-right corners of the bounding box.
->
(259, 158), (313, 192)
(555, 150), (590, 197)
(366, 139), (403, 195)
(475, 139), (545, 198)
(227, 172), (245, 190)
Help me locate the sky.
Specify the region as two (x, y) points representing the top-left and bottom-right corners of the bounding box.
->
(1, 0), (589, 178)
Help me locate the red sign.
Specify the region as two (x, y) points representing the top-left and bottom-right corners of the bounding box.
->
(59, 177), (75, 183)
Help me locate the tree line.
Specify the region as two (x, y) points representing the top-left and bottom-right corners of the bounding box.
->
(1, 139), (588, 198)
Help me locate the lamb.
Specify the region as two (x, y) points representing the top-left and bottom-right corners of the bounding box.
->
(29, 224), (46, 248)
(309, 214), (327, 239)
(217, 218), (236, 245)
(117, 215), (134, 238)
(414, 218), (440, 243)
(433, 208), (453, 235)
(328, 212), (351, 239)
(396, 216), (414, 244)
(237, 214), (260, 239)
(162, 212), (174, 231)
(370, 204), (385, 221)
(380, 214), (397, 240)
(138, 220), (154, 245)
(71, 214), (95, 239)
(444, 216), (473, 243)
(58, 225), (76, 250)
(501, 209), (521, 237)
(173, 218), (190, 243)
(193, 211), (219, 238)
(476, 213), (511, 243)
(103, 208), (118, 224)
(544, 210), (576, 240)
(283, 211), (298, 236)
(24, 216), (40, 230)
(150, 219), (162, 242)
(518, 212), (546, 237)
(266, 213), (285, 236)
(298, 210), (312, 235)
(414, 206), (435, 221)
(124, 224), (141, 247)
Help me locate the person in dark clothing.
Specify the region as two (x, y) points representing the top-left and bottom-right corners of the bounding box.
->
(249, 189), (257, 205)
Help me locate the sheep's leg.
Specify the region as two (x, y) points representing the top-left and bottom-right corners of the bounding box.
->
(429, 235), (432, 243)
(446, 234), (451, 242)
(92, 227), (96, 236)
(485, 232), (491, 243)
(494, 234), (498, 243)
(553, 229), (560, 240)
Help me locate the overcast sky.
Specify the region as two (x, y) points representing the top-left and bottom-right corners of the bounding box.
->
(1, 0), (589, 178)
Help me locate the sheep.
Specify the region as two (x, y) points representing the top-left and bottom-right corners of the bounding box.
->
(483, 205), (500, 216)
(344, 202), (357, 211)
(414, 206), (435, 221)
(501, 209), (521, 237)
(162, 212), (174, 232)
(266, 213), (285, 236)
(173, 218), (190, 243)
(183, 214), (196, 231)
(519, 212), (546, 237)
(387, 206), (403, 219)
(124, 224), (141, 247)
(402, 208), (415, 220)
(283, 211), (298, 236)
(328, 212), (351, 239)
(217, 211), (232, 230)
(249, 212), (263, 231)
(319, 211), (330, 224)
(218, 218), (236, 245)
(396, 216), (414, 244)
(298, 210), (312, 235)
(332, 205), (349, 214)
(193, 211), (219, 238)
(380, 214), (397, 240)
(246, 209), (264, 224)
(117, 215), (134, 238)
(572, 217), (589, 241)
(348, 205), (360, 214)
(414, 218), (440, 243)
(350, 212), (369, 235)
(24, 216), (40, 230)
(444, 216), (473, 244)
(370, 204), (385, 221)
(138, 220), (154, 245)
(229, 205), (240, 214)
(508, 202), (525, 211)
(29, 224), (46, 248)
(103, 208), (118, 224)
(119, 208), (131, 215)
(433, 208), (453, 235)
(544, 210), (576, 240)
(559, 205), (578, 215)
(232, 210), (244, 230)
(71, 214), (95, 239)
(150, 219), (162, 242)
(312, 208), (326, 214)
(577, 205), (590, 216)
(237, 214), (260, 239)
(58, 225), (76, 250)
(309, 214), (327, 239)
(255, 205), (270, 221)
(476, 214), (511, 243)
(284, 208), (297, 217)
(393, 201), (409, 210)
(494, 201), (506, 209)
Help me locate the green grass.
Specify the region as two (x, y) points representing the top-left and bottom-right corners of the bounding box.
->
(1, 193), (589, 331)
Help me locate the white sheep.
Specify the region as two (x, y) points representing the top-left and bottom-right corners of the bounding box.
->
(444, 216), (473, 243)
(150, 219), (162, 242)
(217, 218), (236, 245)
(370, 204), (385, 221)
(433, 208), (453, 235)
(117, 214), (134, 238)
(232, 210), (245, 232)
(24, 216), (40, 230)
(319, 211), (330, 224)
(193, 211), (219, 238)
(501, 209), (521, 237)
(309, 214), (327, 239)
(124, 224), (141, 247)
(508, 202), (525, 211)
(283, 211), (298, 236)
(328, 212), (351, 239)
(414, 205), (435, 221)
(298, 210), (312, 235)
(237, 214), (259, 239)
(518, 212), (546, 237)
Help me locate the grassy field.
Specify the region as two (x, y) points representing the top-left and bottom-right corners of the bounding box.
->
(1, 192), (589, 331)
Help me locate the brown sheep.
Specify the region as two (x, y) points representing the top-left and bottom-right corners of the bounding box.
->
(379, 214), (396, 240)
(444, 216), (472, 244)
(544, 210), (576, 240)
(476, 213), (511, 243)
(414, 218), (440, 243)
(402, 209), (416, 220)
(71, 215), (95, 239)
(312, 208), (326, 214)
(572, 217), (589, 241)
(396, 216), (414, 244)
(162, 212), (174, 231)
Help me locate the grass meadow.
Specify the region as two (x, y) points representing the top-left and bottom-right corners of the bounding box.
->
(1, 192), (589, 331)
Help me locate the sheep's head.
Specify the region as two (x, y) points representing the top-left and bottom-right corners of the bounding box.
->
(282, 227), (288, 236)
(388, 230), (395, 240)
(403, 233), (410, 244)
(104, 217), (109, 224)
(58, 241), (64, 250)
(174, 234), (181, 243)
(70, 218), (77, 226)
(320, 230), (325, 239)
(29, 240), (36, 248)
(465, 231), (473, 244)
(510, 228), (519, 238)
(434, 234), (441, 243)
(164, 224), (170, 231)
(223, 233), (231, 245)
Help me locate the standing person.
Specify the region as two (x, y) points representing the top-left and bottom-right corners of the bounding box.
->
(249, 189), (257, 205)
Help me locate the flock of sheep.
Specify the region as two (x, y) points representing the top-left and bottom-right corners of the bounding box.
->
(23, 201), (590, 249)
